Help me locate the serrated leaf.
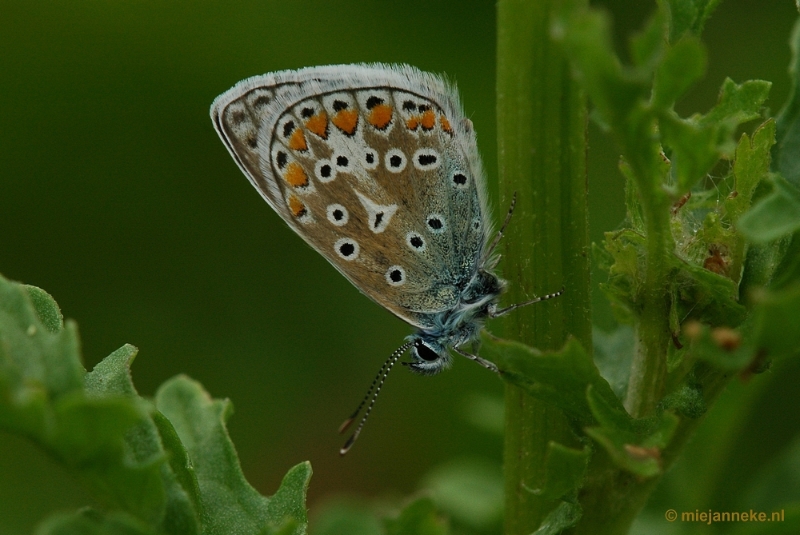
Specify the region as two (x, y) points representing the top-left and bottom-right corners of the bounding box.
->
(727, 120), (776, 220)
(0, 274), (170, 524)
(739, 177), (800, 243)
(85, 345), (200, 533)
(155, 377), (310, 535)
(384, 497), (448, 535)
(699, 79), (771, 150)
(267, 462), (312, 534)
(652, 37), (706, 110)
(540, 443), (590, 500)
(0, 274), (84, 401)
(481, 335), (623, 427)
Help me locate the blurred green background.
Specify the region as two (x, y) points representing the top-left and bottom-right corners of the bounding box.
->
(1, 0), (798, 533)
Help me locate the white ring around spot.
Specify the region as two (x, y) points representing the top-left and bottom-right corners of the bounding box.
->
(327, 204), (349, 226)
(315, 159), (336, 183)
(385, 265), (406, 286)
(334, 237), (359, 261)
(412, 148), (441, 171)
(384, 148), (407, 173)
(406, 231), (426, 252)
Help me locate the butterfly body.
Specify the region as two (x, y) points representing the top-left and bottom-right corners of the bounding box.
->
(211, 64), (504, 374)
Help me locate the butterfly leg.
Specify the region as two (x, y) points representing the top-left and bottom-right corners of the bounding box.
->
(488, 288), (564, 318)
(453, 346), (499, 373)
(483, 192), (517, 261)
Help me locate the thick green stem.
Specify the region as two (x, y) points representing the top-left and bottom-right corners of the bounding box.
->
(497, 0), (589, 532)
(626, 189), (672, 418)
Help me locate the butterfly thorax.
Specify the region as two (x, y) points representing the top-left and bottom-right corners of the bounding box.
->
(405, 267), (505, 375)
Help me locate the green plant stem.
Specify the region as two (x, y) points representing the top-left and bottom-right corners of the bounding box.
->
(496, 0), (589, 532)
(626, 186), (672, 418)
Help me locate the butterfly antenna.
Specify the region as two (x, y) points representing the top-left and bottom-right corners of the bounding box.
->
(490, 287), (565, 317)
(339, 341), (412, 455)
(484, 192), (517, 261)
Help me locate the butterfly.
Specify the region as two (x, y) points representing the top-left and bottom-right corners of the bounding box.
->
(210, 64), (561, 453)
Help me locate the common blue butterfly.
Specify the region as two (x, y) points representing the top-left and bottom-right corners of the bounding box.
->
(210, 64), (561, 452)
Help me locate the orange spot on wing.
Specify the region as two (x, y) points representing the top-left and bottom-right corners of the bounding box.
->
(305, 112), (328, 138)
(368, 104), (393, 129)
(421, 109), (435, 130)
(288, 195), (306, 217)
(332, 109), (358, 134)
(440, 114), (452, 133)
(406, 116), (420, 130)
(288, 128), (307, 151)
(284, 162), (309, 188)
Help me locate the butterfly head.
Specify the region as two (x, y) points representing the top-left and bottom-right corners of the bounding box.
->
(405, 336), (453, 375)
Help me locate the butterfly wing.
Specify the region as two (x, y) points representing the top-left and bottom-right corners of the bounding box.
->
(211, 64), (491, 329)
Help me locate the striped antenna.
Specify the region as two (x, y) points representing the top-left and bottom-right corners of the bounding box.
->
(339, 341), (412, 455)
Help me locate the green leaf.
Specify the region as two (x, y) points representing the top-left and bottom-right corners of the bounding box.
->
(774, 19), (800, 186)
(555, 8), (649, 131)
(155, 376), (310, 535)
(0, 274), (84, 403)
(532, 501), (582, 535)
(85, 345), (200, 533)
(540, 443), (590, 500)
(728, 120), (776, 220)
(481, 335), (624, 427)
(24, 285), (64, 334)
(662, 0), (721, 41)
(739, 177), (800, 243)
(660, 113), (718, 192)
(698, 79), (771, 157)
(652, 37), (706, 111)
(593, 325), (635, 400)
(267, 462), (312, 533)
(421, 458), (502, 530)
(384, 497), (448, 535)
(628, 9), (666, 69)
(585, 386), (679, 477)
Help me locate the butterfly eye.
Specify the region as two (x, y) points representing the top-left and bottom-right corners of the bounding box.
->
(414, 340), (439, 362)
